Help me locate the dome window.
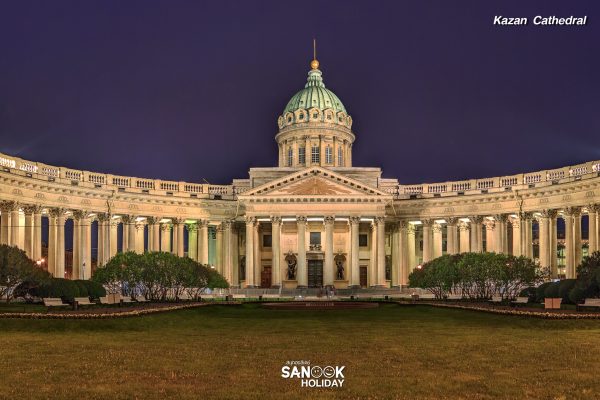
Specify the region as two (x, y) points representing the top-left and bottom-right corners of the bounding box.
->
(287, 116), (292, 123)
(325, 146), (333, 164)
(313, 113), (318, 119)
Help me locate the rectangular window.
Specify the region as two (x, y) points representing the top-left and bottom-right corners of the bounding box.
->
(359, 234), (368, 247)
(310, 232), (321, 246)
(311, 146), (320, 164)
(325, 146), (332, 164)
(287, 148), (293, 167)
(338, 147), (344, 166)
(298, 147), (306, 165)
(263, 234), (272, 248)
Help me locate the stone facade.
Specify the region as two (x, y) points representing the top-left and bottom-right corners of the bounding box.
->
(0, 59), (599, 287)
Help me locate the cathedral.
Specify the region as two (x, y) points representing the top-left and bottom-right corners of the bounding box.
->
(1, 56), (599, 289)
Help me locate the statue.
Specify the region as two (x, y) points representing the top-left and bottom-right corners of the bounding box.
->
(336, 259), (345, 280)
(285, 253), (297, 280)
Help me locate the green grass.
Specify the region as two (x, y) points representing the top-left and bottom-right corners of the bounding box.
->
(1, 303), (599, 399)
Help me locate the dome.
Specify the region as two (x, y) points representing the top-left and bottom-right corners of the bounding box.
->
(282, 68), (347, 115)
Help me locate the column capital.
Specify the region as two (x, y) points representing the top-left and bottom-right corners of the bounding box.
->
(296, 216), (307, 224)
(186, 223), (199, 232)
(540, 209), (558, 219)
(422, 218), (435, 227)
(374, 216), (385, 225)
(121, 214), (136, 224)
(494, 213), (509, 222)
(97, 212), (110, 223)
(483, 219), (495, 229)
(520, 211), (534, 221)
(48, 207), (65, 218)
(324, 215), (335, 225)
(588, 204), (600, 213)
(469, 215), (484, 224)
(270, 216), (282, 225)
(446, 217), (459, 226)
(398, 220), (409, 230)
(146, 216), (161, 225)
(22, 204), (43, 214)
(160, 223), (172, 232)
(565, 206), (582, 217)
(72, 209), (87, 221)
(171, 217), (184, 225)
(432, 223), (442, 233)
(245, 216), (257, 225)
(458, 221), (470, 231)
(349, 216), (361, 225)
(0, 200), (18, 212)
(198, 219), (210, 228)
(509, 216), (520, 228)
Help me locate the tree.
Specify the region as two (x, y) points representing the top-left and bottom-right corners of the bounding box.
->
(0, 245), (51, 303)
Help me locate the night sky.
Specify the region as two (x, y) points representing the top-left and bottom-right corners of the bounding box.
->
(1, 0), (598, 186)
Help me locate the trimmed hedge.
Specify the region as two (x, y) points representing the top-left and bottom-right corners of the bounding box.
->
(518, 287), (536, 303)
(535, 282), (553, 302)
(543, 282), (560, 299)
(558, 279), (577, 304)
(77, 280), (106, 299)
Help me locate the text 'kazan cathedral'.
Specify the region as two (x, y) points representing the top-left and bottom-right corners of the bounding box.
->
(1, 56), (600, 289)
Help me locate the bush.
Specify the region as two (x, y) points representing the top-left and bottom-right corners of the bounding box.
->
(535, 282), (553, 302)
(79, 280), (106, 299)
(518, 286), (536, 302)
(72, 280), (89, 298)
(558, 279), (577, 304)
(543, 282), (560, 299)
(37, 278), (80, 302)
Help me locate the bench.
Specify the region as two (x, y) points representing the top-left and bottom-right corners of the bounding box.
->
(577, 298), (600, 311)
(120, 295), (135, 304)
(232, 294), (247, 300)
(489, 296), (503, 304)
(43, 298), (68, 308)
(510, 297), (529, 306)
(74, 297), (94, 306)
(446, 294), (463, 301)
(200, 294), (215, 301)
(135, 295), (149, 303)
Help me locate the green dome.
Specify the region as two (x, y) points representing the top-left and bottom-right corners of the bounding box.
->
(283, 69), (347, 115)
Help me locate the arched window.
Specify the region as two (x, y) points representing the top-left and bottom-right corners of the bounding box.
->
(338, 147), (344, 166)
(287, 147), (293, 167)
(325, 146), (332, 164)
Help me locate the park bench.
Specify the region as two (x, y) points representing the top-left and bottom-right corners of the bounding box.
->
(232, 294), (247, 300)
(200, 294), (215, 301)
(489, 296), (503, 305)
(74, 297), (94, 307)
(576, 298), (600, 311)
(120, 295), (135, 304)
(43, 298), (68, 309)
(510, 297), (529, 307)
(446, 294), (463, 301)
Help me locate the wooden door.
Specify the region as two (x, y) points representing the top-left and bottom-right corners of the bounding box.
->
(261, 266), (272, 288)
(307, 260), (323, 288)
(359, 266), (368, 288)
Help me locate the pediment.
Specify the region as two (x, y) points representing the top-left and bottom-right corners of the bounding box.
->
(239, 167), (391, 198)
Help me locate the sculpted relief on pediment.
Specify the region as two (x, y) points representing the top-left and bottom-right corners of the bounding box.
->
(274, 177), (354, 196)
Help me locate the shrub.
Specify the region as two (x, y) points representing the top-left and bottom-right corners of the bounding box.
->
(558, 279), (577, 304)
(543, 282), (560, 299)
(535, 282), (553, 302)
(518, 286), (536, 302)
(72, 280), (89, 298)
(79, 280), (106, 299)
(37, 278), (80, 302)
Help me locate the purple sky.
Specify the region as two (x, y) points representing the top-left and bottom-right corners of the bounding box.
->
(1, 0), (598, 185)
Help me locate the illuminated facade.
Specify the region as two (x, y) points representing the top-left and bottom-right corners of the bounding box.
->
(1, 57), (599, 288)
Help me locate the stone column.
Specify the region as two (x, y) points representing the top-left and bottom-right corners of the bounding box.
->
(253, 222), (261, 286)
(588, 205), (599, 254)
(82, 215), (92, 279)
(135, 222), (145, 253)
(0, 201), (14, 245)
(391, 223), (399, 287)
(398, 221), (409, 286)
(375, 217), (386, 287)
(33, 206), (42, 261)
(231, 225), (240, 287)
(432, 223), (443, 259)
(407, 224), (416, 271)
(324, 216), (335, 286)
(199, 220), (209, 264)
(564, 207), (580, 279)
(216, 223), (223, 274)
(174, 219), (185, 257)
(494, 214), (508, 254)
(96, 213), (108, 266)
(222, 221), (232, 283)
(244, 217), (256, 287)
(349, 216), (360, 287)
(510, 217), (521, 256)
(522, 213), (534, 259)
(369, 223), (377, 286)
(72, 211), (83, 279)
(574, 208), (583, 268)
(458, 221), (470, 253)
(550, 212), (558, 276)
(446, 218), (458, 255)
(469, 216), (483, 253)
(109, 219), (118, 258)
(296, 216), (307, 288)
(271, 216), (282, 288)
(56, 211), (66, 279)
(22, 206), (34, 258)
(10, 207), (20, 247)
(147, 217), (160, 252)
(187, 223), (198, 260)
(47, 208), (60, 277)
(422, 219), (434, 263)
(484, 219), (495, 253)
(538, 212), (550, 271)
(160, 223), (171, 253)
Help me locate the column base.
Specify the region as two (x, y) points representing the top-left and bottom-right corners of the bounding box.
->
(245, 284), (259, 288)
(270, 284), (281, 289)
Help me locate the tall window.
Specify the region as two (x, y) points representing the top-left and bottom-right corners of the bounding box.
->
(325, 146), (332, 164)
(298, 147), (306, 165)
(338, 147), (344, 166)
(311, 146), (320, 164)
(287, 147), (293, 167)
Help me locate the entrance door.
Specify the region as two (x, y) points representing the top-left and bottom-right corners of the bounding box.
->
(261, 266), (272, 288)
(359, 266), (368, 288)
(307, 260), (323, 288)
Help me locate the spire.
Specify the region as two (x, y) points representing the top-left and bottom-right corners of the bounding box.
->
(310, 38), (319, 70)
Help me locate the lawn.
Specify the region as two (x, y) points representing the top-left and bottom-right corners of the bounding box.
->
(1, 303), (599, 399)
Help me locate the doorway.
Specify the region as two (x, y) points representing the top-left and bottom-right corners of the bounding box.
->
(359, 266), (368, 288)
(307, 260), (323, 288)
(261, 266), (272, 288)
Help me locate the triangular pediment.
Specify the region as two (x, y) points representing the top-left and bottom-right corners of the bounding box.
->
(239, 167), (391, 198)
